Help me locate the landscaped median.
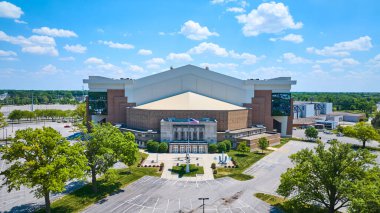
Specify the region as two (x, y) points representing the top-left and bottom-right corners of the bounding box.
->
(170, 164), (204, 178)
(213, 150), (270, 181)
(254, 193), (328, 213)
(36, 153), (161, 213)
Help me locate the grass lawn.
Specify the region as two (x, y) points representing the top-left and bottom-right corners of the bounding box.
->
(255, 193), (329, 213)
(171, 164), (204, 177)
(37, 152), (161, 213)
(272, 138), (292, 148)
(214, 150), (269, 181)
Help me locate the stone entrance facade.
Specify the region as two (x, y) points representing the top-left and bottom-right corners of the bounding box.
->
(168, 143), (208, 153)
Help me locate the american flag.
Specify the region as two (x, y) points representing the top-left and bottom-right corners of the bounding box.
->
(188, 118), (200, 124)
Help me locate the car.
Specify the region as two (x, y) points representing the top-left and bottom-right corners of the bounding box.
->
(337, 133), (344, 137)
(64, 125), (70, 128)
(327, 139), (333, 143)
(324, 130), (332, 134)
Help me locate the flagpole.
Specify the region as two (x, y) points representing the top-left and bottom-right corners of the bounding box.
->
(185, 117), (190, 173)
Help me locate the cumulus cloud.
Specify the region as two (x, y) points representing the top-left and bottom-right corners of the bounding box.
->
(98, 40), (134, 49)
(145, 57), (165, 69)
(270, 33), (303, 43)
(229, 50), (264, 64)
(316, 58), (360, 68)
(226, 7), (245, 13)
(200, 62), (238, 70)
(0, 31), (58, 56)
(180, 20), (219, 40)
(128, 64), (144, 72)
(64, 44), (87, 53)
(281, 52), (311, 64)
(236, 2), (302, 36)
(307, 36), (372, 57)
(0, 1), (23, 19)
(39, 64), (59, 75)
(32, 27), (77, 37)
(188, 42), (228, 57)
(138, 49), (152, 55)
(59, 56), (75, 61)
(14, 19), (27, 24)
(84, 57), (124, 76)
(166, 53), (193, 62)
(0, 49), (16, 57)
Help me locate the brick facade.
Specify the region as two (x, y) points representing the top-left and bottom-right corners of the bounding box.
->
(250, 90), (274, 131)
(107, 89), (136, 124)
(125, 108), (249, 132)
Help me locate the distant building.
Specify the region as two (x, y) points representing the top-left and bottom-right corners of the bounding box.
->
(0, 92), (8, 101)
(293, 101), (333, 119)
(84, 65), (297, 153)
(326, 112), (366, 123)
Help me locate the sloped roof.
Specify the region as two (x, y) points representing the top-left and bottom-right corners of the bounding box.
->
(135, 92), (246, 111)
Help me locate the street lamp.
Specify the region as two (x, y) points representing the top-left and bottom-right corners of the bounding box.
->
(198, 197), (209, 213)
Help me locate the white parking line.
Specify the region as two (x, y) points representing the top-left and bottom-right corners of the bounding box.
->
(165, 199), (170, 213)
(111, 194), (141, 212)
(178, 198), (181, 210)
(152, 198), (160, 213)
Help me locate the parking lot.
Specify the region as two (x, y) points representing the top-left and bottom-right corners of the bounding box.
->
(293, 129), (380, 148)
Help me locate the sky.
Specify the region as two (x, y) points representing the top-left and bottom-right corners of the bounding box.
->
(0, 0), (379, 92)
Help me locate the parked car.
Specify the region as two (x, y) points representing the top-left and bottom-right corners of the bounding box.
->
(337, 133), (344, 137)
(323, 130), (332, 134)
(64, 125), (70, 128)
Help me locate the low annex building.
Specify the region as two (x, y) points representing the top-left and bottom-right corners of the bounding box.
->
(84, 65), (297, 153)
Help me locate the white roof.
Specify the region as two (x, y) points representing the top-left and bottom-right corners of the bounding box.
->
(135, 92), (245, 111)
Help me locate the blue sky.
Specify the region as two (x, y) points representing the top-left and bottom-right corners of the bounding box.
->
(0, 0), (379, 91)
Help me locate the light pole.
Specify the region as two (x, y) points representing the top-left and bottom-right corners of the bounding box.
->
(185, 118), (190, 173)
(198, 197), (209, 213)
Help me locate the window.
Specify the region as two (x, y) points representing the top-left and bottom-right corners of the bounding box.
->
(199, 131), (204, 141)
(173, 146), (178, 153)
(272, 93), (291, 116)
(199, 146), (204, 153)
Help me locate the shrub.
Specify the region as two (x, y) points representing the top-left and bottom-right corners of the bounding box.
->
(158, 142), (168, 153)
(159, 162), (164, 171)
(208, 144), (218, 153)
(217, 142), (227, 153)
(222, 140), (232, 151)
(146, 140), (159, 153)
(258, 137), (269, 153)
(213, 169), (217, 174)
(237, 142), (250, 153)
(211, 162), (216, 169)
(104, 169), (118, 185)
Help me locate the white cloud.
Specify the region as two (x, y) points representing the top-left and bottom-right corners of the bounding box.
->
(166, 53), (193, 62)
(138, 49), (152, 55)
(128, 64), (144, 72)
(64, 44), (87, 53)
(317, 58), (359, 68)
(14, 19), (27, 24)
(251, 66), (296, 79)
(0, 31), (58, 56)
(307, 36), (372, 57)
(32, 27), (78, 38)
(39, 64), (59, 75)
(180, 20), (219, 40)
(0, 57), (17, 61)
(145, 57), (165, 69)
(281, 52), (311, 64)
(369, 54), (380, 67)
(84, 57), (124, 76)
(59, 56), (75, 61)
(226, 7), (245, 13)
(228, 50), (264, 64)
(271, 33), (303, 43)
(0, 1), (23, 19)
(188, 42), (228, 57)
(0, 49), (16, 57)
(236, 2), (302, 36)
(200, 62), (238, 70)
(84, 57), (104, 65)
(98, 40), (134, 49)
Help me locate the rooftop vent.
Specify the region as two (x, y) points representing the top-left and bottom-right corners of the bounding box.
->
(170, 66), (174, 70)
(205, 66), (209, 70)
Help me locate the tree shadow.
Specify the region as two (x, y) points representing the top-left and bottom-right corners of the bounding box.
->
(235, 153), (248, 157)
(6, 203), (43, 213)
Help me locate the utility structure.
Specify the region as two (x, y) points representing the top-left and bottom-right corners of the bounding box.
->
(198, 197), (209, 213)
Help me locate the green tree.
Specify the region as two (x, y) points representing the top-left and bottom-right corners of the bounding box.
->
(222, 140), (232, 152)
(208, 144), (218, 153)
(74, 103), (87, 124)
(8, 109), (23, 123)
(305, 126), (318, 141)
(0, 127), (88, 213)
(237, 142), (250, 153)
(371, 111), (380, 129)
(217, 141), (227, 153)
(258, 137), (269, 153)
(0, 111), (7, 128)
(343, 122), (380, 148)
(158, 142), (168, 153)
(277, 140), (378, 213)
(84, 123), (137, 192)
(146, 140), (159, 153)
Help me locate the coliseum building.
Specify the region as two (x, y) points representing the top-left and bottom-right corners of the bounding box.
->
(84, 65), (296, 153)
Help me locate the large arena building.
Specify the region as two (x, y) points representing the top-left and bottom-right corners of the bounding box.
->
(84, 65), (296, 153)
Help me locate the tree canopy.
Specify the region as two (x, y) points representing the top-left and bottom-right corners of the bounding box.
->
(371, 111), (380, 129)
(84, 122), (138, 192)
(258, 137), (269, 153)
(0, 127), (88, 213)
(343, 122), (380, 148)
(305, 126), (318, 141)
(277, 140), (379, 213)
(237, 142), (250, 153)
